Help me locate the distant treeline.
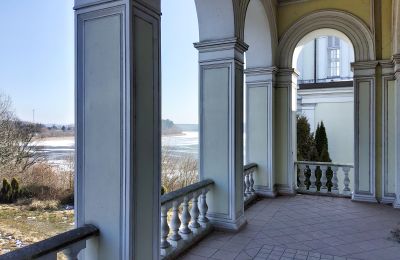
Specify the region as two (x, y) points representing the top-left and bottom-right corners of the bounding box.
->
(162, 119), (182, 135)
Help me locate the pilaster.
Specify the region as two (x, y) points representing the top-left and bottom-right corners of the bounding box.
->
(245, 66), (278, 197)
(351, 61), (378, 203)
(380, 60), (396, 204)
(392, 54), (400, 208)
(274, 68), (299, 195)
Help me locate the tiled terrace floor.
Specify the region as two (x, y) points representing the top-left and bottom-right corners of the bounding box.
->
(179, 195), (400, 260)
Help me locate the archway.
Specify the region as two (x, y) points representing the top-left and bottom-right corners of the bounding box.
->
(277, 10), (377, 202)
(294, 29), (355, 195)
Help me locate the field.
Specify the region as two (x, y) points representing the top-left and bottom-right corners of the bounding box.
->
(0, 204), (74, 255)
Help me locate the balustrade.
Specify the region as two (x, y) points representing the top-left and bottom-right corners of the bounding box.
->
(160, 179), (214, 259)
(296, 161), (354, 197)
(243, 163), (257, 205)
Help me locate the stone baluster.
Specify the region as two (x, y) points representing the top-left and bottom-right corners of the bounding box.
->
(298, 164), (307, 190)
(342, 166), (351, 195)
(63, 241), (86, 260)
(189, 192), (200, 231)
(244, 173), (251, 196)
(179, 195), (192, 239)
(320, 165), (328, 193)
(160, 205), (171, 251)
(331, 166), (339, 194)
(249, 171), (255, 193)
(198, 188), (209, 226)
(169, 201), (182, 245)
(309, 165), (317, 192)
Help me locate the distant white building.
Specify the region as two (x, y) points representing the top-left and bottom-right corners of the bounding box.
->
(296, 36), (354, 165)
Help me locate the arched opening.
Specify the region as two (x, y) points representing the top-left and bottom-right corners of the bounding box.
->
(278, 10), (376, 201)
(294, 29), (355, 194)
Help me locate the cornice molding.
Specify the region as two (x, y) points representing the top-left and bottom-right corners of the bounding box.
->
(194, 37), (249, 53)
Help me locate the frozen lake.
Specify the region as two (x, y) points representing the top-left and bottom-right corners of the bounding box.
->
(35, 131), (200, 169)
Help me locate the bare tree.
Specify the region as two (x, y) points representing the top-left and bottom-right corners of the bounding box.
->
(161, 146), (198, 193)
(0, 94), (41, 177)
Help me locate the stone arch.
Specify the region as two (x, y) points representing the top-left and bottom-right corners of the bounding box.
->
(244, 0), (277, 68)
(278, 9), (375, 68)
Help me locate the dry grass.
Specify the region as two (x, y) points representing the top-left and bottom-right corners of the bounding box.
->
(0, 203), (74, 255)
(162, 146), (198, 193)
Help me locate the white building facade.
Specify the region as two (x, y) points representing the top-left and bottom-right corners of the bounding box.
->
(296, 36), (355, 166)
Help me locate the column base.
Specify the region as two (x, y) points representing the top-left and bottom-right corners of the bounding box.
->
(352, 193), (378, 203)
(277, 184), (297, 196)
(209, 213), (247, 231)
(393, 197), (400, 209)
(255, 185), (277, 198)
(379, 196), (395, 205)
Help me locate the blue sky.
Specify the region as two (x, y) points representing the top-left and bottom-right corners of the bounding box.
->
(0, 0), (199, 125)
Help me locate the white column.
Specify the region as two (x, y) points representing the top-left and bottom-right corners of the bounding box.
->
(75, 0), (160, 259)
(274, 68), (298, 195)
(195, 38), (248, 231)
(351, 61), (378, 203)
(245, 67), (277, 197)
(393, 54), (400, 208)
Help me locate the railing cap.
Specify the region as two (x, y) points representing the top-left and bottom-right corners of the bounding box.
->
(295, 161), (354, 168)
(244, 163), (258, 171)
(0, 224), (99, 259)
(161, 179), (214, 205)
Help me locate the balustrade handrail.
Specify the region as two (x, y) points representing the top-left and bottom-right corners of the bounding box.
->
(1, 224), (99, 259)
(244, 163), (257, 172)
(295, 161), (354, 168)
(161, 179), (214, 206)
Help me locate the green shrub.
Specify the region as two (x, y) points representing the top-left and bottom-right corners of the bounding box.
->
(0, 178), (23, 203)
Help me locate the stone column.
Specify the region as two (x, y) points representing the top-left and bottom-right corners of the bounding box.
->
(274, 68), (298, 195)
(393, 54), (400, 208)
(245, 67), (278, 197)
(75, 0), (160, 259)
(351, 61), (378, 203)
(195, 38), (248, 231)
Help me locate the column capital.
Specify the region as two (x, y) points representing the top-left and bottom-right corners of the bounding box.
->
(276, 68), (299, 87)
(245, 66), (278, 85)
(245, 66), (278, 76)
(393, 54), (400, 79)
(351, 61), (378, 78)
(379, 59), (395, 77)
(194, 37), (248, 53)
(194, 38), (248, 64)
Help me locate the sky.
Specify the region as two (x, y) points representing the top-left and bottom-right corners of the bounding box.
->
(0, 0), (199, 125)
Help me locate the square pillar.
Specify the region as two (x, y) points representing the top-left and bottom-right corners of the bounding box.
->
(75, 0), (161, 259)
(380, 60), (396, 205)
(194, 38), (248, 231)
(245, 67), (278, 197)
(351, 61), (378, 203)
(274, 68), (298, 195)
(393, 54), (400, 208)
